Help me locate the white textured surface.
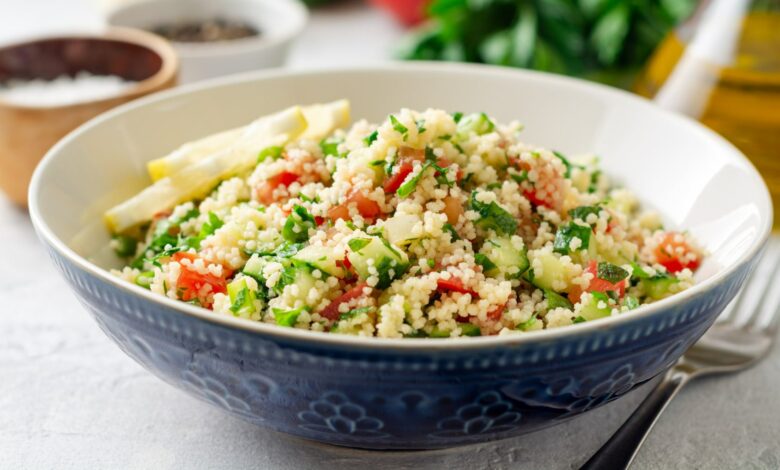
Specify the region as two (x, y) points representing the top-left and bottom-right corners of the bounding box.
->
(1, 1), (780, 469)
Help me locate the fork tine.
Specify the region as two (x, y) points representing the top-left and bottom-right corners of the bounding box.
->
(746, 249), (780, 333)
(734, 242), (780, 328)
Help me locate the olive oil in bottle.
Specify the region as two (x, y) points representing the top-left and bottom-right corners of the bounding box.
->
(635, 0), (780, 226)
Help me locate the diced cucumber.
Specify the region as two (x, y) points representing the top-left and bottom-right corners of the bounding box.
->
(429, 327), (452, 338)
(383, 213), (421, 246)
(290, 269), (317, 303)
(579, 292), (612, 321)
(641, 276), (679, 300)
(134, 271), (154, 289)
(347, 236), (408, 288)
(228, 278), (257, 317)
(459, 323), (482, 337)
(243, 254), (267, 282)
(478, 236), (529, 279)
(292, 244), (345, 277)
(528, 250), (569, 292)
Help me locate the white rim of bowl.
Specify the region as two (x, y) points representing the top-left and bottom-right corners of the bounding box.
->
(105, 0), (309, 58)
(28, 62), (774, 352)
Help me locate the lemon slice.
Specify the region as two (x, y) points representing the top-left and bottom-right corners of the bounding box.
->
(105, 106), (307, 233)
(300, 99), (351, 140)
(146, 100), (351, 181)
(146, 127), (244, 181)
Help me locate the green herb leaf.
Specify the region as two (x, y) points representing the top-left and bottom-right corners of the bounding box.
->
(229, 287), (249, 314)
(273, 307), (306, 327)
(469, 191), (518, 236)
(443, 223), (460, 241)
(475, 253), (498, 273)
(320, 136), (344, 157)
(364, 130), (378, 146)
(518, 316), (537, 331)
(543, 288), (573, 310)
(397, 162), (430, 198)
(258, 145), (283, 163)
(553, 222), (591, 255)
(282, 205), (316, 243)
(348, 237), (372, 253)
(568, 205), (601, 222)
(112, 234), (138, 258)
(573, 315), (587, 324)
(597, 262), (629, 284)
(339, 306), (373, 321)
(389, 115), (408, 136)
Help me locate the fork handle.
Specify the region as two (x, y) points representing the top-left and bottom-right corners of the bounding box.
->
(579, 367), (692, 470)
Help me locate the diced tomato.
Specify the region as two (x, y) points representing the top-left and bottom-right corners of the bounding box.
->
(654, 232), (700, 273)
(384, 159), (415, 194)
(314, 216), (325, 226)
(327, 190), (382, 221)
(442, 195), (463, 225)
(523, 189), (550, 209)
(171, 252), (229, 308)
(255, 171), (299, 205)
(487, 303), (506, 321)
(319, 282), (369, 321)
(436, 277), (478, 297)
(568, 260), (626, 303)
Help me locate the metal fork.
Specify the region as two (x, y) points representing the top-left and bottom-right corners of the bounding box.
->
(581, 241), (780, 470)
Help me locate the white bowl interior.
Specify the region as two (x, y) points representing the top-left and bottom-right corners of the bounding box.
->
(31, 65), (772, 304)
(107, 0), (306, 51)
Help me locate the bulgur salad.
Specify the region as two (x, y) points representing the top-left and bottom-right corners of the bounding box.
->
(107, 100), (703, 338)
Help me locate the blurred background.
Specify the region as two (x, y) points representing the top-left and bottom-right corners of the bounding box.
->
(0, 0), (778, 221)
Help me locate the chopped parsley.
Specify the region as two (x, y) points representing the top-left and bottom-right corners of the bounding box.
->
(416, 119), (426, 134)
(112, 234), (138, 258)
(389, 114), (408, 138)
(363, 130), (378, 146)
(282, 205), (316, 243)
(348, 237), (372, 252)
(397, 163), (429, 198)
(443, 223), (460, 240)
(475, 253), (498, 273)
(460, 323), (482, 336)
(319, 136), (344, 157)
(543, 288), (573, 310)
(273, 307), (307, 327)
(553, 222), (591, 255)
(573, 315), (587, 324)
(258, 145), (283, 163)
(597, 262), (629, 284)
(568, 205), (601, 223)
(339, 306), (373, 321)
(469, 191), (518, 236)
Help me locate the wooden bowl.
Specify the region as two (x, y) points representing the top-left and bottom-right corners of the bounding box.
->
(0, 27), (178, 207)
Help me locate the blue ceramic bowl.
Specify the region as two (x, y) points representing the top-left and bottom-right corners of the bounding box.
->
(29, 64), (772, 449)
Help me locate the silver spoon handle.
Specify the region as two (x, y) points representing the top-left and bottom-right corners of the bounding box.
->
(579, 367), (691, 470)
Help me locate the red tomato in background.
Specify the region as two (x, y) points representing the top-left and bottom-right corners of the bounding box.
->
(368, 0), (428, 25)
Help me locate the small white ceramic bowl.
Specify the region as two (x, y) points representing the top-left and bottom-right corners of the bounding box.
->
(106, 0), (307, 83)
